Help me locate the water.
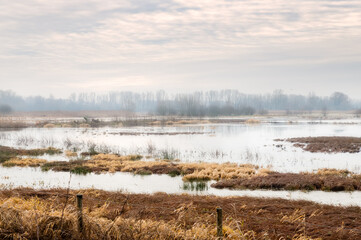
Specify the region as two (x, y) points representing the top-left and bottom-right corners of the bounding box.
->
(1, 119), (361, 207)
(1, 166), (361, 207)
(1, 121), (361, 173)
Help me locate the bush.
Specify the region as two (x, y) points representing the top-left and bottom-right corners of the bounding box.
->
(0, 104), (12, 115)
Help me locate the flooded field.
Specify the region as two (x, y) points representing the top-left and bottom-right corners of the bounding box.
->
(1, 166), (361, 207)
(1, 119), (361, 172)
(1, 117), (361, 207)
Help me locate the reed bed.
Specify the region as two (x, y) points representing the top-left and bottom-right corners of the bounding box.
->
(2, 158), (47, 167)
(2, 146), (361, 192)
(37, 155), (264, 181)
(0, 145), (62, 163)
(0, 118), (29, 128)
(212, 169), (361, 191)
(277, 136), (361, 153)
(0, 188), (358, 239)
(0, 193), (258, 239)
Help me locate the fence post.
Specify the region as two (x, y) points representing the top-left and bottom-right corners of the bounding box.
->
(76, 194), (83, 234)
(217, 207), (223, 239)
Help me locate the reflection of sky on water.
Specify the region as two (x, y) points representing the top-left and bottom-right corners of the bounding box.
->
(1, 122), (361, 173)
(1, 167), (361, 207)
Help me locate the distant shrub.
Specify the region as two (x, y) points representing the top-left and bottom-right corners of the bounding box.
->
(0, 104), (12, 115)
(238, 106), (255, 115)
(258, 109), (268, 115)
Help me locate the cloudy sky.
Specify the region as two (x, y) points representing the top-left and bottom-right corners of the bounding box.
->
(0, 0), (360, 98)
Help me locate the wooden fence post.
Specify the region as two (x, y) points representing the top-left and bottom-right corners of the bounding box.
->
(76, 194), (83, 234)
(217, 207), (223, 239)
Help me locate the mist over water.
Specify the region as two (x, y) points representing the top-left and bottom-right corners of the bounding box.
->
(0, 89), (359, 114)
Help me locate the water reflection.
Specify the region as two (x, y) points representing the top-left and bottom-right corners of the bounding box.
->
(1, 122), (361, 173)
(182, 181), (209, 191)
(1, 166), (361, 207)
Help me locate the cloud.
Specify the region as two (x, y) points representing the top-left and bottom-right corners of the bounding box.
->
(0, 0), (360, 97)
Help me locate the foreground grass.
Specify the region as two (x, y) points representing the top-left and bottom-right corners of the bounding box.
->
(1, 188), (360, 239)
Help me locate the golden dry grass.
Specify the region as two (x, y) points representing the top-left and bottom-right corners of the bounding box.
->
(43, 123), (57, 128)
(65, 151), (78, 157)
(314, 168), (351, 176)
(179, 163), (259, 181)
(2, 158), (47, 167)
(85, 156), (264, 180)
(0, 191), (322, 240)
(0, 151), (269, 181)
(0, 118), (29, 128)
(245, 119), (261, 124)
(38, 154), (268, 181)
(0, 195), (255, 240)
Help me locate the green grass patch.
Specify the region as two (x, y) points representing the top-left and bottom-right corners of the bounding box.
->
(168, 170), (181, 177)
(71, 166), (92, 175)
(0, 152), (16, 163)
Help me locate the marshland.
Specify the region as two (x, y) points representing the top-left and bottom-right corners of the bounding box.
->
(3, 0), (361, 237)
(1, 109), (361, 239)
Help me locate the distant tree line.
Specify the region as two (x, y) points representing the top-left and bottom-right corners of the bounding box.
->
(0, 89), (359, 116)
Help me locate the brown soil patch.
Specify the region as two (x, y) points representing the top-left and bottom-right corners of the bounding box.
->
(0, 188), (360, 239)
(279, 137), (361, 153)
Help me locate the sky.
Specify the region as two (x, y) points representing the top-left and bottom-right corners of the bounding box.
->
(0, 0), (360, 98)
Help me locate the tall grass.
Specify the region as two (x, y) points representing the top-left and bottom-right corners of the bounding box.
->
(0, 196), (251, 240)
(0, 192), (322, 240)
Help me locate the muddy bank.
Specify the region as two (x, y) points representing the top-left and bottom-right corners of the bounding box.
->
(0, 188), (360, 239)
(277, 136), (361, 153)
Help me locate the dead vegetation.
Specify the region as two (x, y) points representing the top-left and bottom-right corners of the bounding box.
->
(277, 137), (361, 153)
(1, 115), (262, 129)
(2, 158), (47, 167)
(212, 168), (361, 191)
(0, 188), (359, 239)
(0, 145), (62, 163)
(0, 119), (29, 128)
(2, 148), (361, 192)
(39, 155), (263, 180)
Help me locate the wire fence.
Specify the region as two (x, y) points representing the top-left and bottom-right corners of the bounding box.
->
(62, 193), (361, 235)
(1, 191), (361, 237)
